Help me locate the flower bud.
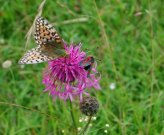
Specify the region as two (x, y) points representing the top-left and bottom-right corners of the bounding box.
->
(80, 96), (99, 116)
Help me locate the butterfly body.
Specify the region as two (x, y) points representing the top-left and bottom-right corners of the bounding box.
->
(80, 56), (94, 76)
(19, 16), (65, 64)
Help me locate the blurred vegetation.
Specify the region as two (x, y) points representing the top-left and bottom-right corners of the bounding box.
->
(0, 0), (163, 135)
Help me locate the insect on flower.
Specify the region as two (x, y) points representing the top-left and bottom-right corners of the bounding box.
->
(18, 16), (101, 101)
(80, 56), (94, 77)
(19, 16), (66, 64)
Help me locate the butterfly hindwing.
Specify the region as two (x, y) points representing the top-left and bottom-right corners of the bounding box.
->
(18, 46), (55, 64)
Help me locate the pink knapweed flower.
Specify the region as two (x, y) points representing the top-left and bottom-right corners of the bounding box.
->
(42, 44), (101, 101)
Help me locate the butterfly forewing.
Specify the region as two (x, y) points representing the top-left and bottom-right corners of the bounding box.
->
(34, 16), (64, 49)
(18, 46), (56, 64)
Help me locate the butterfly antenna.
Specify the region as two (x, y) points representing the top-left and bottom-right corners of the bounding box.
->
(25, 0), (47, 49)
(94, 46), (101, 61)
(84, 48), (92, 54)
(84, 47), (101, 62)
(94, 57), (101, 62)
(84, 48), (88, 51)
(96, 46), (100, 49)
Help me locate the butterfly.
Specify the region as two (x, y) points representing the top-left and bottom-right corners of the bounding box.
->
(19, 16), (66, 64)
(80, 56), (95, 76)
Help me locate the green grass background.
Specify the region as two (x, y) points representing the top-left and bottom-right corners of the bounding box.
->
(0, 0), (163, 135)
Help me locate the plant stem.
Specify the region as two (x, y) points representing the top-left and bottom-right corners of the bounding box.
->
(79, 116), (92, 135)
(69, 100), (77, 135)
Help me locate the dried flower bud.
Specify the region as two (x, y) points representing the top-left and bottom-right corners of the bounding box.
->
(80, 96), (99, 116)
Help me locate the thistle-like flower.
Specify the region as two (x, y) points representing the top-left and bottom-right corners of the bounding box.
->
(43, 44), (101, 101)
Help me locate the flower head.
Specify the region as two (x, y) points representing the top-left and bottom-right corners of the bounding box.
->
(43, 44), (100, 101)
